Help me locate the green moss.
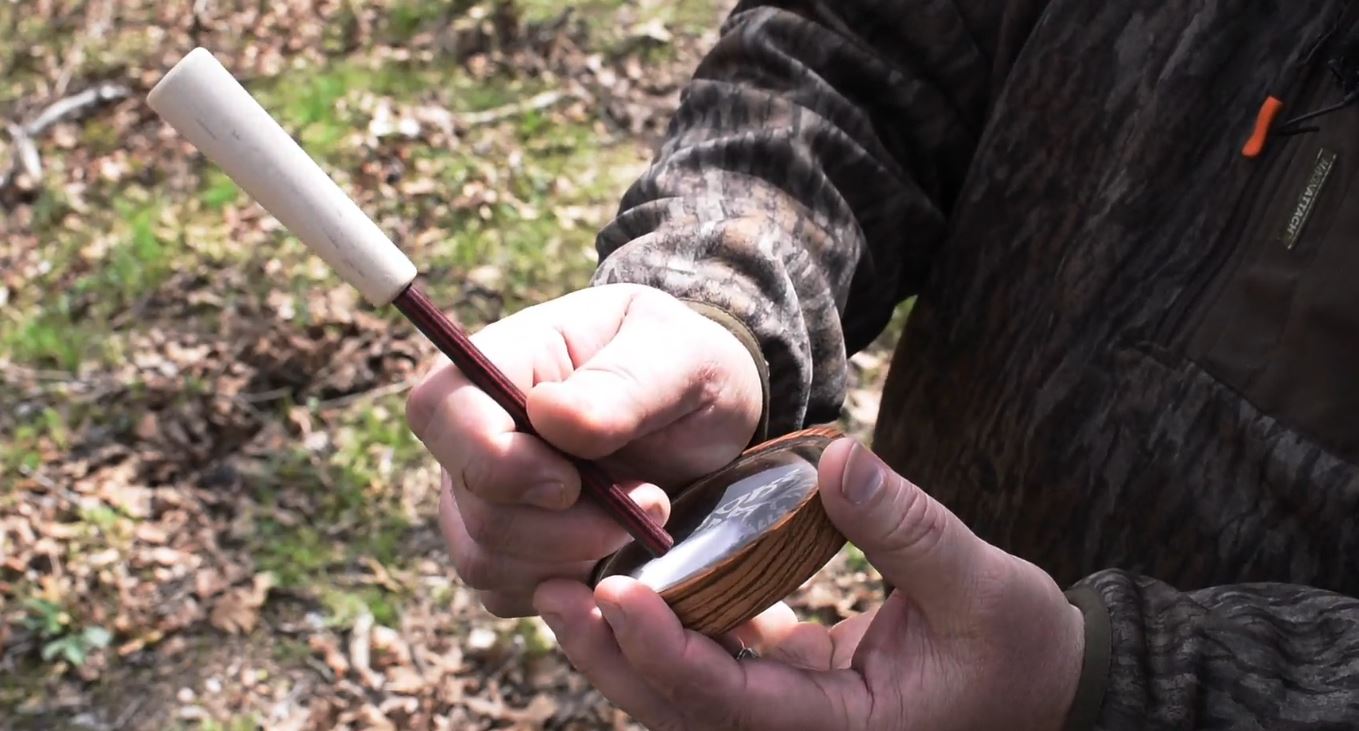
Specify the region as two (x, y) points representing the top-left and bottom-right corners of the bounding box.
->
(321, 586), (401, 629)
(271, 637), (314, 666)
(2, 309), (103, 371)
(245, 404), (418, 597)
(190, 715), (263, 731)
(2, 421), (46, 474)
(385, 0), (479, 42)
(519, 0), (626, 26)
(253, 521), (335, 589)
(77, 505), (121, 534)
(199, 169), (240, 210)
(516, 618), (554, 658)
(97, 204), (170, 304)
(1, 199), (171, 370)
(844, 544), (870, 574)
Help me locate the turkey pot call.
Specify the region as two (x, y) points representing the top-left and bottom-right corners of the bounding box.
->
(592, 426), (847, 637)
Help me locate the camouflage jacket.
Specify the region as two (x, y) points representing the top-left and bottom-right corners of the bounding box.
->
(592, 0), (1359, 727)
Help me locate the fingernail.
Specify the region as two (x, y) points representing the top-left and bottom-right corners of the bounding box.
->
(644, 499), (667, 523)
(524, 481), (566, 509)
(842, 443), (886, 505)
(597, 599), (626, 633)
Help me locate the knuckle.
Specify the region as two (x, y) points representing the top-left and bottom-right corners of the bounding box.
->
(405, 367), (448, 440)
(461, 503), (513, 552)
(478, 591), (533, 619)
(576, 377), (639, 432)
(451, 544), (501, 590)
(879, 479), (950, 558)
(458, 451), (493, 498)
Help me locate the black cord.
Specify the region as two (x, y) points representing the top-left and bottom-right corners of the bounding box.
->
(1277, 90), (1359, 135)
(1274, 31), (1359, 137)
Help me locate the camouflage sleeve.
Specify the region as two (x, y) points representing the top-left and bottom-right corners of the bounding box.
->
(1069, 571), (1359, 728)
(591, 0), (1048, 433)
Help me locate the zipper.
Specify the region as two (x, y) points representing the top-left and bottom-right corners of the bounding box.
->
(1154, 4), (1359, 348)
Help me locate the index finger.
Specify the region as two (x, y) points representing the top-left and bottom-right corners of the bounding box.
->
(594, 576), (869, 730)
(408, 353), (581, 508)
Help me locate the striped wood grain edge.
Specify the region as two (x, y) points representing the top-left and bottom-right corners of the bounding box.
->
(661, 425), (847, 636)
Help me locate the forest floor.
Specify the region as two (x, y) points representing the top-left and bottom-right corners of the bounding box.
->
(0, 1), (893, 728)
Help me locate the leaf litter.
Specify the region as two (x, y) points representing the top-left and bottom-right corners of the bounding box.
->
(0, 0), (890, 728)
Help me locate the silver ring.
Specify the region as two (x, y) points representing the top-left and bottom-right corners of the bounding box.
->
(734, 647), (760, 661)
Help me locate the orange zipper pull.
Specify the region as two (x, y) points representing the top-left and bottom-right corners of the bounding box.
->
(1243, 96), (1285, 158)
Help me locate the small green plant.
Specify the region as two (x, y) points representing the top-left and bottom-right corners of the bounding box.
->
(79, 504), (121, 531)
(845, 544), (870, 573)
(3, 307), (96, 370)
(253, 522), (334, 588)
(97, 203), (169, 306)
(516, 618), (554, 658)
(2, 408), (70, 473)
(22, 599), (112, 666)
(321, 587), (400, 628)
(200, 169), (240, 209)
(192, 714), (262, 731)
(40, 626), (112, 666)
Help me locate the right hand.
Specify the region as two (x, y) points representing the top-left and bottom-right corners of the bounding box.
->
(406, 283), (764, 617)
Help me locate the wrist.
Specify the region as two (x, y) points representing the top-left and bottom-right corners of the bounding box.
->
(680, 299), (769, 446)
(1059, 587), (1112, 731)
(1051, 603), (1086, 730)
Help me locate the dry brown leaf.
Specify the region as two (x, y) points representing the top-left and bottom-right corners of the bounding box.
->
(383, 666), (426, 695)
(147, 546), (186, 566)
(209, 573), (274, 634)
(133, 523), (168, 545)
(134, 412), (159, 441)
(194, 568), (228, 600)
(1, 4), (771, 728)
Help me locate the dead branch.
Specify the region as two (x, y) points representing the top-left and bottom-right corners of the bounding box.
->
(0, 81), (131, 196)
(313, 378), (416, 411)
(457, 89), (568, 127)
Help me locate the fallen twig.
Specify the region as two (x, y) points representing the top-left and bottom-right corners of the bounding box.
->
(313, 378), (416, 411)
(457, 89), (568, 127)
(0, 81), (131, 196)
(112, 695), (147, 730)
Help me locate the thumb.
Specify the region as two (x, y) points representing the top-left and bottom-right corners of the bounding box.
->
(817, 438), (993, 621)
(526, 306), (740, 461)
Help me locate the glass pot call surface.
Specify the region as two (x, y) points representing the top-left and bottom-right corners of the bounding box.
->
(605, 444), (823, 593)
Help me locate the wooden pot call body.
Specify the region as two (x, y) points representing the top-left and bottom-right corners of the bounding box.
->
(594, 426), (847, 637)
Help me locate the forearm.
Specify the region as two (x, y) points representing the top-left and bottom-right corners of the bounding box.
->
(1072, 570), (1359, 729)
(594, 1), (1047, 433)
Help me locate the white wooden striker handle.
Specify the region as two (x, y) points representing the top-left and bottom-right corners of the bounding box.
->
(147, 48), (417, 306)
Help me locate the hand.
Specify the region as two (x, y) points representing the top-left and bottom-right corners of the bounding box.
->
(406, 284), (764, 617)
(534, 439), (1086, 731)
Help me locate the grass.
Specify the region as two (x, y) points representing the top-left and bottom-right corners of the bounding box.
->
(0, 8), (731, 719)
(1, 2), (652, 374)
(844, 544), (870, 574)
(3, 410), (66, 476)
(1, 195), (170, 370)
(518, 0), (726, 40)
(321, 587), (402, 628)
(185, 715), (263, 731)
(241, 396), (424, 629)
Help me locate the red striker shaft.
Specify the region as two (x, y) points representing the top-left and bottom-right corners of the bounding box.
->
(393, 285), (673, 555)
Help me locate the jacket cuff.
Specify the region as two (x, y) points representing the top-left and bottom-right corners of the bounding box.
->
(1063, 586), (1112, 731)
(681, 299), (770, 446)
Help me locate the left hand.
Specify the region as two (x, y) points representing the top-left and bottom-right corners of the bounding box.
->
(534, 439), (1086, 731)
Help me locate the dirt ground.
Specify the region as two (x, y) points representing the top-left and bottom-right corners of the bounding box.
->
(0, 1), (892, 728)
